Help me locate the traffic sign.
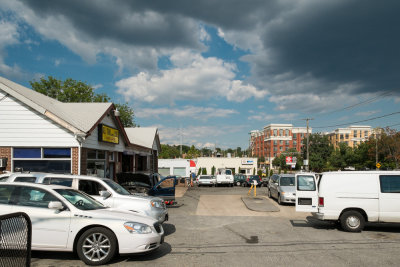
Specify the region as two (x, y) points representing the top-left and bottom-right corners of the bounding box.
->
(376, 162), (381, 169)
(286, 156), (292, 164)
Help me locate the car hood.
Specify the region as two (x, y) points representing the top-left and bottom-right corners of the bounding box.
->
(279, 186), (296, 193)
(79, 208), (157, 225)
(117, 193), (163, 203)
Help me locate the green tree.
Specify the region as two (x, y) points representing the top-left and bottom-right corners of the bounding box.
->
(30, 76), (137, 127)
(211, 166), (216, 175)
(186, 145), (199, 159)
(202, 168), (207, 175)
(302, 134), (333, 172)
(159, 144), (180, 159)
(197, 168), (202, 175)
(269, 169), (274, 176)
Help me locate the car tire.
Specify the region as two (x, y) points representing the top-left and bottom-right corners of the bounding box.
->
(236, 181), (241, 186)
(277, 194), (282, 205)
(77, 227), (117, 266)
(340, 210), (365, 232)
(267, 188), (271, 198)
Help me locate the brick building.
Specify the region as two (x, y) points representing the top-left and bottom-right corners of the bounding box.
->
(251, 124), (311, 168)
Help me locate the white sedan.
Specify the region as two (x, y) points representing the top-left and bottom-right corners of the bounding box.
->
(197, 175), (216, 187)
(0, 182), (164, 265)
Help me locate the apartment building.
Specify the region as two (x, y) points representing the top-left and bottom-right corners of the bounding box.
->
(327, 125), (373, 149)
(250, 124), (310, 168)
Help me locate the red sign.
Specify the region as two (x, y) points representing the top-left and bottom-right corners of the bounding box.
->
(286, 156), (292, 164)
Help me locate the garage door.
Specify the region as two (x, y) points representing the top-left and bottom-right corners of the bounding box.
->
(173, 167), (186, 177)
(158, 168), (170, 177)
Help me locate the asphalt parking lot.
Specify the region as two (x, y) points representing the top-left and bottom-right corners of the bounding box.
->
(32, 186), (400, 266)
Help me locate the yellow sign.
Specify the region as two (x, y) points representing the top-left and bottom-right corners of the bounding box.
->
(376, 162), (381, 169)
(99, 124), (119, 144)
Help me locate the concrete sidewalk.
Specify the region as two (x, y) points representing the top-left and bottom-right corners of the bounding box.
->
(241, 196), (280, 212)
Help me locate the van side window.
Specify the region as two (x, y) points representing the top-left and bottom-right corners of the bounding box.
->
(297, 175), (316, 191)
(78, 180), (105, 196)
(379, 175), (400, 193)
(14, 177), (37, 183)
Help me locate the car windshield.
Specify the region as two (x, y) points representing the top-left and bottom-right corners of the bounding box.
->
(55, 189), (106, 210)
(280, 176), (295, 186)
(103, 179), (131, 195)
(226, 170), (232, 175)
(200, 176), (212, 179)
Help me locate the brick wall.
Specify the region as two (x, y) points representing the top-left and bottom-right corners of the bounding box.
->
(71, 147), (79, 174)
(0, 147), (11, 172)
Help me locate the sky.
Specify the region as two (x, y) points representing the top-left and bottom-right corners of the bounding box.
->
(0, 0), (399, 150)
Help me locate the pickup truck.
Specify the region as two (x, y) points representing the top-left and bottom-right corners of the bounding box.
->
(216, 168), (234, 187)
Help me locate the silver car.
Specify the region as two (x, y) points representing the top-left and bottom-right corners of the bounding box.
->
(267, 174), (296, 205)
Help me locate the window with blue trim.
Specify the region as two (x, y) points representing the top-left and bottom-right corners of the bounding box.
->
(13, 148), (41, 158)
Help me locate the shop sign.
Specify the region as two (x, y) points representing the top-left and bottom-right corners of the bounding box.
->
(241, 159), (254, 165)
(98, 124), (119, 144)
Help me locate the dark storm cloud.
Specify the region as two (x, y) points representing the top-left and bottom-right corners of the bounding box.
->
(251, 0), (400, 96)
(16, 0), (400, 97)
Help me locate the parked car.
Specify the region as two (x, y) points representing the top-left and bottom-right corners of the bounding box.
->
(4, 172), (168, 223)
(216, 168), (234, 186)
(268, 174), (296, 205)
(197, 175), (216, 187)
(0, 182), (164, 265)
(116, 172), (177, 203)
(234, 174), (246, 186)
(243, 175), (262, 187)
(296, 171), (400, 232)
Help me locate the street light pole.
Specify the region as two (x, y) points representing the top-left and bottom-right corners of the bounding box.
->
(303, 118), (314, 171)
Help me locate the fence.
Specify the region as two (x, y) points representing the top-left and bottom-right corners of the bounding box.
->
(0, 212), (32, 267)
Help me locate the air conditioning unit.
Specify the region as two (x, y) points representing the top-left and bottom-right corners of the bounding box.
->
(0, 158), (8, 168)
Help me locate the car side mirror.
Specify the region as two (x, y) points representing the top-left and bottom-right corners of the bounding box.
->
(100, 190), (111, 199)
(48, 201), (64, 210)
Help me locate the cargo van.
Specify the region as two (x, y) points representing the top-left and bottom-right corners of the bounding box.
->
(295, 171), (400, 232)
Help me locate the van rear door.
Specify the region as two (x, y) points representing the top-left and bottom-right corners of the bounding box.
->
(295, 173), (318, 212)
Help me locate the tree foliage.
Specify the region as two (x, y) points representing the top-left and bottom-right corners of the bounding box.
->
(30, 76), (136, 127)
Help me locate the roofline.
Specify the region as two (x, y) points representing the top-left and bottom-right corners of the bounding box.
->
(0, 81), (85, 136)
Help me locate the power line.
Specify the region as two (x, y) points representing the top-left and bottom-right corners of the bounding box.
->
(313, 110), (400, 129)
(314, 91), (393, 119)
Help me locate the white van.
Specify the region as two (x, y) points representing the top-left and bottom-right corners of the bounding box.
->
(216, 168), (234, 186)
(295, 171), (400, 232)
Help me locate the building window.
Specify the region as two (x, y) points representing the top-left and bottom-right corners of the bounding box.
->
(280, 140), (283, 145)
(12, 147), (71, 173)
(345, 134), (349, 139)
(285, 129), (289, 136)
(353, 131), (357, 138)
(364, 131), (368, 137)
(87, 149), (106, 178)
(280, 146), (283, 151)
(285, 141), (289, 146)
(274, 140), (277, 145)
(273, 147), (277, 152)
(273, 129), (277, 136)
(340, 134), (344, 140)
(279, 129), (283, 136)
(293, 134), (297, 140)
(294, 141), (297, 146)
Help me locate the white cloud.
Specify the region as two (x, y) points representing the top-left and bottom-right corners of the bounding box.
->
(248, 112), (297, 122)
(136, 105), (238, 121)
(116, 51), (264, 104)
(355, 110), (380, 117)
(54, 59), (61, 67)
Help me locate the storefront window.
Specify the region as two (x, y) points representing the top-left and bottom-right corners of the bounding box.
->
(86, 149), (106, 178)
(12, 147), (71, 173)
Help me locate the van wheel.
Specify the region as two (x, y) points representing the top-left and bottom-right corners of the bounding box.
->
(267, 188), (271, 198)
(77, 227), (117, 266)
(340, 210), (365, 232)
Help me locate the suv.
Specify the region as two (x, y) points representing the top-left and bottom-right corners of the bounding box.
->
(4, 172), (168, 223)
(268, 174), (296, 205)
(234, 174), (246, 186)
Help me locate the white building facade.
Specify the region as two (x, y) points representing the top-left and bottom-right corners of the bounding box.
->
(195, 157), (258, 176)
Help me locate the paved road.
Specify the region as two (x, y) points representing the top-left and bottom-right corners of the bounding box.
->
(32, 186), (400, 266)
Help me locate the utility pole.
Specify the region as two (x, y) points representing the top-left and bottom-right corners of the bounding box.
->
(179, 126), (183, 158)
(303, 118), (314, 171)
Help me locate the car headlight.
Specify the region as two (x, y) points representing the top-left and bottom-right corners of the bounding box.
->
(281, 192), (285, 195)
(124, 222), (152, 234)
(151, 200), (164, 208)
